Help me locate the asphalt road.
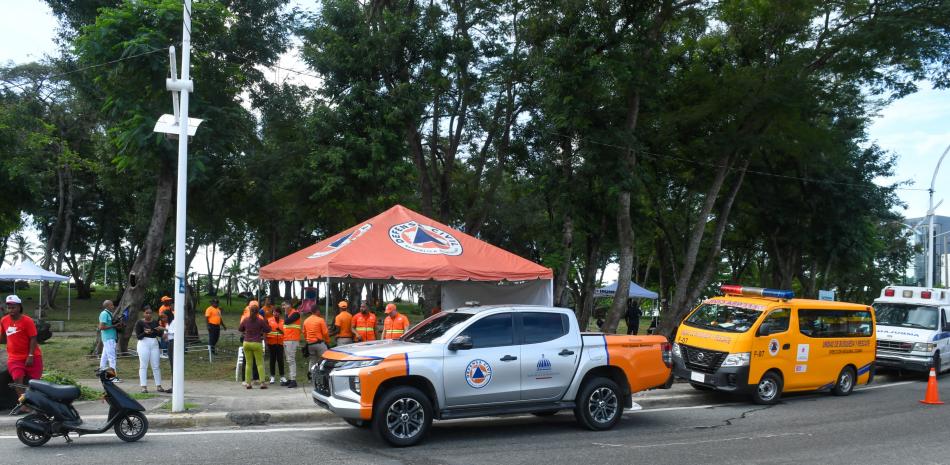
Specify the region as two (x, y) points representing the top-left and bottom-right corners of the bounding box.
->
(2, 374), (948, 465)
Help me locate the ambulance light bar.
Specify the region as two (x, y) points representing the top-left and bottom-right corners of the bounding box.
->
(720, 285), (794, 300)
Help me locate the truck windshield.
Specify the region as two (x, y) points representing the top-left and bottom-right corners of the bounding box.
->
(875, 304), (938, 330)
(402, 312), (473, 343)
(683, 303), (762, 333)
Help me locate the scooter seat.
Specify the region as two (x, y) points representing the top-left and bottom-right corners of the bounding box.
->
(28, 380), (82, 402)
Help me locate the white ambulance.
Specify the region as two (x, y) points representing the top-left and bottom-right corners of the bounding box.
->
(873, 286), (950, 374)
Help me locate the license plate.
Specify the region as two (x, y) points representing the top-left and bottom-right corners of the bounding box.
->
(690, 371), (705, 383)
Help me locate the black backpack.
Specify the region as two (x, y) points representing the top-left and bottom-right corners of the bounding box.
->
(35, 320), (53, 344)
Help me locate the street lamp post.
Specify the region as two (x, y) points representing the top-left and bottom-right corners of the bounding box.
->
(927, 144), (950, 288)
(153, 0), (202, 413)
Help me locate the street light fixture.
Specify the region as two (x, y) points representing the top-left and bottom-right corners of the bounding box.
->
(926, 144), (950, 288)
(151, 0), (199, 414)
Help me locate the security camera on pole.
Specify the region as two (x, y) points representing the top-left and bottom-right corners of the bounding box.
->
(153, 0), (203, 413)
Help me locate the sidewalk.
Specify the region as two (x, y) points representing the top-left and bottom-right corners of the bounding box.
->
(0, 378), (714, 433)
(0, 378), (334, 432)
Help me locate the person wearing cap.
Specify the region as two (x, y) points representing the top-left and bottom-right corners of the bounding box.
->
(159, 296), (174, 325)
(1, 295), (43, 402)
(333, 300), (355, 346)
(353, 302), (377, 342)
(383, 303), (410, 340)
(303, 309), (329, 375)
(98, 300), (123, 383)
(205, 298), (226, 355)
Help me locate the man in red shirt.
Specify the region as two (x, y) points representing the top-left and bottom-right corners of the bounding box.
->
(1, 295), (43, 398)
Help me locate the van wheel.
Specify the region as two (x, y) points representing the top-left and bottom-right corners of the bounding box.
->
(752, 372), (782, 405)
(933, 352), (942, 375)
(372, 386), (432, 447)
(832, 366), (855, 396)
(574, 377), (623, 431)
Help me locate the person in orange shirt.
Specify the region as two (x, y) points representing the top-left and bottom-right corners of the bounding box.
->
(205, 298), (226, 355)
(383, 303), (410, 340)
(333, 301), (355, 346)
(265, 306), (285, 385)
(262, 297), (275, 319)
(353, 302), (377, 342)
(281, 302), (301, 388)
(430, 301), (442, 317)
(303, 309), (329, 375)
(159, 296), (174, 325)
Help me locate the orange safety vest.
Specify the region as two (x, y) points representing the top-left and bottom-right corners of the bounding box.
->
(335, 311), (354, 338)
(265, 316), (284, 345)
(383, 314), (410, 339)
(353, 312), (377, 341)
(283, 309), (302, 342)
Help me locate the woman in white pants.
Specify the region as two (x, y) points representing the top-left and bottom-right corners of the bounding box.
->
(134, 307), (165, 393)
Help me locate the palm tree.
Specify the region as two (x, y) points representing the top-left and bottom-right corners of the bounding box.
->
(10, 233), (35, 263)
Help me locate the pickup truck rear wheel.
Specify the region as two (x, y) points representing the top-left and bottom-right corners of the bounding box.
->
(574, 377), (623, 431)
(373, 386), (433, 447)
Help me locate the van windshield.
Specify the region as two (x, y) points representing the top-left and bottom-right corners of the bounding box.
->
(875, 304), (938, 330)
(683, 303), (762, 333)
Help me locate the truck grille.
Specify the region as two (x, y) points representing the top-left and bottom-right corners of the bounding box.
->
(681, 345), (727, 374)
(876, 340), (913, 353)
(312, 358), (341, 396)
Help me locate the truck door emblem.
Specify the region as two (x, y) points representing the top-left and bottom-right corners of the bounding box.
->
(465, 359), (493, 388)
(769, 339), (780, 356)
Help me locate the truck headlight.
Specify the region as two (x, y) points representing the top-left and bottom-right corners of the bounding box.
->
(348, 376), (361, 394)
(721, 352), (751, 367)
(672, 343), (681, 358)
(913, 343), (936, 353)
(337, 359), (383, 370)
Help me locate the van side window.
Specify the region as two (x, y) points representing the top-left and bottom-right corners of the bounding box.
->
(944, 309), (950, 332)
(760, 309), (790, 334)
(798, 310), (873, 338)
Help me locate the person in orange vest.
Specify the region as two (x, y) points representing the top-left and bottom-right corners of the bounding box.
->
(383, 303), (410, 340)
(333, 301), (355, 346)
(281, 301), (302, 388)
(303, 309), (329, 376)
(353, 302), (377, 342)
(262, 297), (275, 319)
(265, 306), (285, 385)
(430, 300), (442, 317)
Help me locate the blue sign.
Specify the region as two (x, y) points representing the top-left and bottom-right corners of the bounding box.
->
(818, 290), (835, 301)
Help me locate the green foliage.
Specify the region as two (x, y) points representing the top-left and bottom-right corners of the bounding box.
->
(41, 370), (103, 401)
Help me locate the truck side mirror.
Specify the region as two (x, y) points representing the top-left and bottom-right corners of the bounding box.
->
(448, 335), (473, 351)
(757, 323), (772, 337)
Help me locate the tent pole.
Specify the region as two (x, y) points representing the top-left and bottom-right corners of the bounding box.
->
(38, 281), (42, 319)
(325, 276), (330, 318)
(67, 279), (71, 320)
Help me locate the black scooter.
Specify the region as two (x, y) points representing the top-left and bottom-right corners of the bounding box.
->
(10, 368), (148, 446)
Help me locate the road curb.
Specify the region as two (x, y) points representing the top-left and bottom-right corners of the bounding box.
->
(0, 408), (334, 433)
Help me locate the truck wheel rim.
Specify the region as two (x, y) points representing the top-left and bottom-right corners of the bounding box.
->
(839, 371), (852, 391)
(119, 414), (144, 437)
(758, 378), (777, 400)
(386, 398), (424, 439)
(588, 387), (618, 423)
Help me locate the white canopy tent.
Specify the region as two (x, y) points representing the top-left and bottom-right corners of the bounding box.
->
(0, 260), (71, 319)
(594, 281), (659, 300)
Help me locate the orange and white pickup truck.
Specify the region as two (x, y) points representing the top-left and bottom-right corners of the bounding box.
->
(311, 305), (672, 446)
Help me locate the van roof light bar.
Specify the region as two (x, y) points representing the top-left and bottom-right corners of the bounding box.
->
(721, 285), (794, 300)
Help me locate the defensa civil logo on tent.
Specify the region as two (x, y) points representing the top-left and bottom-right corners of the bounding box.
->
(308, 223), (372, 259)
(389, 221), (463, 256)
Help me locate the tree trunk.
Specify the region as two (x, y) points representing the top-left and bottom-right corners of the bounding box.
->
(577, 230), (603, 332)
(114, 160), (175, 354)
(553, 215), (574, 307)
(184, 284), (199, 342)
(604, 91), (640, 334)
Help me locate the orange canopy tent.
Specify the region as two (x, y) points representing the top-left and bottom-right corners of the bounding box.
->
(258, 205), (553, 309)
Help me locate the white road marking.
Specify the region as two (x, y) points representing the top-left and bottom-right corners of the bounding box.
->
(592, 432), (810, 450)
(857, 380), (915, 391)
(0, 425), (349, 440)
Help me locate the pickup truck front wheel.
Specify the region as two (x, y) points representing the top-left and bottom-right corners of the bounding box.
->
(574, 377), (623, 431)
(373, 386), (433, 447)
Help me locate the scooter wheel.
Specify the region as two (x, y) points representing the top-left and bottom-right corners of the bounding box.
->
(114, 411), (149, 442)
(17, 415), (51, 447)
